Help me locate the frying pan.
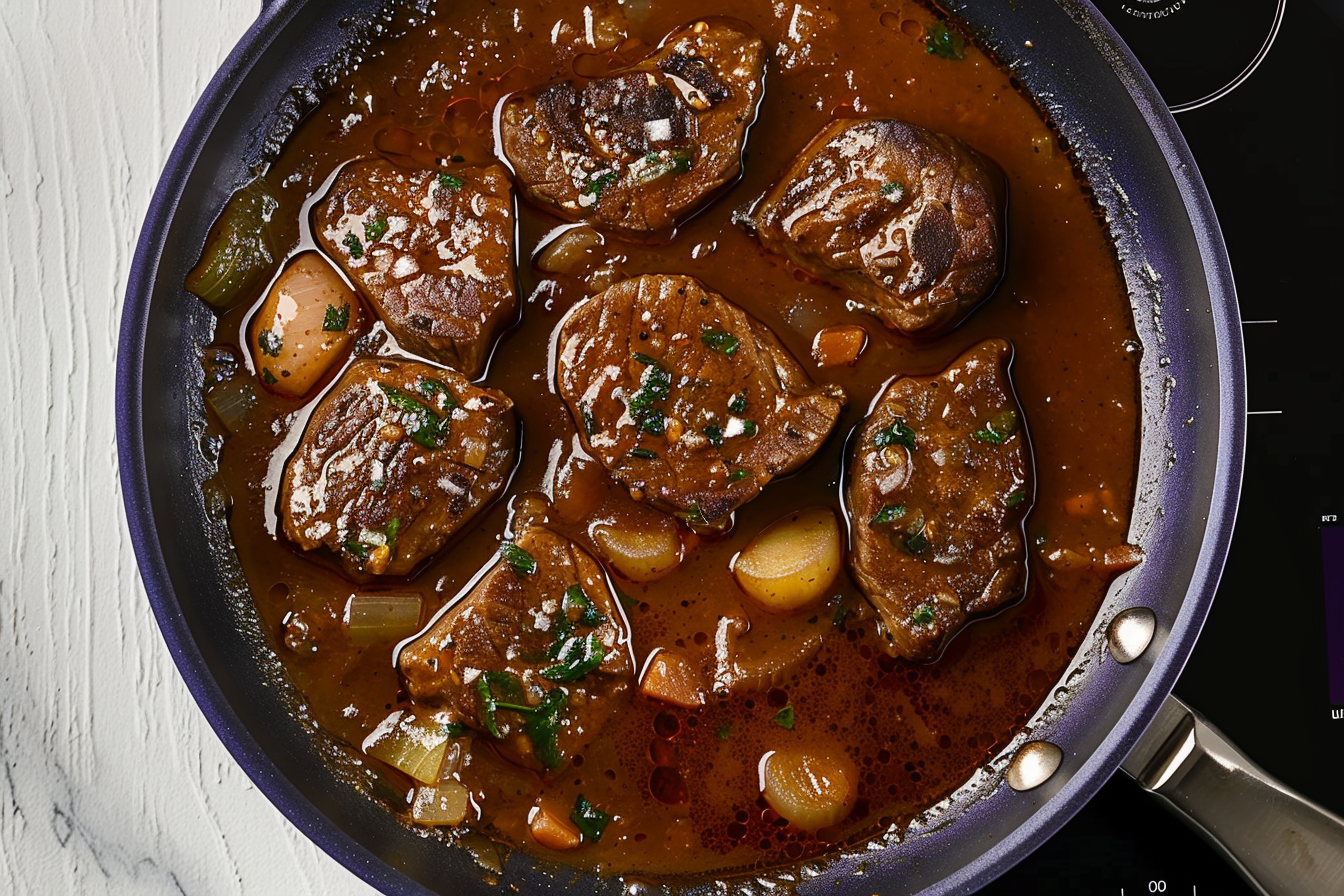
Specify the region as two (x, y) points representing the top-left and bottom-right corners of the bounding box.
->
(114, 0), (1344, 893)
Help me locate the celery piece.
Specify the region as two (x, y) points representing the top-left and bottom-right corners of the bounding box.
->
(342, 593), (422, 644)
(186, 177), (280, 309)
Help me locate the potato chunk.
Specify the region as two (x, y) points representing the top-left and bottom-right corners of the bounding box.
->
(249, 252), (362, 398)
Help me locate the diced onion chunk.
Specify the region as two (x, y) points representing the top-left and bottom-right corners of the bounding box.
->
(761, 744), (857, 832)
(362, 708), (454, 783)
(412, 780), (471, 826)
(344, 593), (423, 643)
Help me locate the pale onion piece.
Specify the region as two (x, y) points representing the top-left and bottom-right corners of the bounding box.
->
(639, 648), (706, 708)
(411, 780), (472, 827)
(249, 251), (362, 399)
(362, 708), (454, 784)
(205, 380), (258, 434)
(535, 225), (604, 274)
(343, 594), (423, 644)
(810, 324), (868, 368)
(732, 507), (842, 611)
(528, 802), (582, 851)
(760, 745), (858, 832)
(1099, 544), (1145, 574)
(1043, 546), (1091, 571)
(592, 518), (683, 582)
(712, 616), (823, 695)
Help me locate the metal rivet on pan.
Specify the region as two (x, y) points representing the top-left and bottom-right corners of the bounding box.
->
(1107, 607), (1157, 664)
(1006, 741), (1063, 792)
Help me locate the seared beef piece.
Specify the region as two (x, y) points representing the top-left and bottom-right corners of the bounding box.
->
(555, 274), (846, 528)
(751, 118), (1006, 337)
(499, 18), (765, 235)
(314, 160), (516, 377)
(281, 358), (515, 578)
(846, 340), (1032, 661)
(398, 522), (634, 772)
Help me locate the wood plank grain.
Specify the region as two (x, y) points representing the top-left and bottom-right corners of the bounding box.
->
(0, 2), (378, 892)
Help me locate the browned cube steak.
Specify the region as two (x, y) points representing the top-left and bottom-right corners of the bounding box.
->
(314, 160), (517, 377)
(281, 358), (515, 578)
(846, 339), (1032, 661)
(499, 18), (765, 234)
(752, 118), (1006, 337)
(398, 522), (634, 772)
(555, 274), (847, 527)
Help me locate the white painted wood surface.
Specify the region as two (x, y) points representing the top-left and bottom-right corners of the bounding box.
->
(0, 2), (378, 892)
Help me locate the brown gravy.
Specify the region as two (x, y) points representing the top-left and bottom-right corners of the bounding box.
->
(203, 0), (1140, 879)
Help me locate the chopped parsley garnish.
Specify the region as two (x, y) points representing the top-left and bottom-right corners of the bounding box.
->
(475, 670), (528, 738)
(630, 447), (659, 460)
(442, 721), (469, 738)
(870, 504), (906, 526)
(499, 541), (537, 576)
(874, 419), (917, 449)
(774, 706), (796, 730)
(582, 170), (620, 198)
(728, 469), (749, 482)
(1006, 489), (1028, 508)
(715, 725), (732, 741)
(541, 632), (606, 682)
(972, 409), (1020, 445)
(261, 368), (278, 385)
(524, 689), (568, 769)
(385, 518), (401, 553)
(632, 352), (661, 367)
(322, 303), (351, 332)
(343, 538), (372, 561)
(902, 522), (932, 557)
(740, 420), (758, 438)
(258, 329), (282, 357)
(342, 232), (364, 258)
(416, 378), (457, 411)
(881, 181), (906, 199)
(637, 150), (694, 183)
(364, 216), (388, 242)
(832, 598), (849, 628)
(627, 360), (672, 436)
(912, 606), (936, 626)
(378, 383), (448, 449)
(437, 172), (464, 190)
(703, 424), (724, 447)
(926, 21), (967, 60)
(571, 794), (612, 842)
(564, 584), (607, 628)
(728, 392), (748, 414)
(701, 329), (740, 356)
(578, 401), (598, 437)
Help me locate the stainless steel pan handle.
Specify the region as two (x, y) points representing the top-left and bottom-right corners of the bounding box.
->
(1123, 694), (1344, 896)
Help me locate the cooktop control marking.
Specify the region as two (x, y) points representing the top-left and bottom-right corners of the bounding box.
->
(1319, 522), (1344, 708)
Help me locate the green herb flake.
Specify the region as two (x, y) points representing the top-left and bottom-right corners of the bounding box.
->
(261, 368), (278, 386)
(630, 447), (659, 460)
(912, 606), (936, 626)
(632, 352), (661, 367)
(740, 420), (758, 438)
(322, 303), (351, 332)
(926, 21), (967, 60)
(476, 671), (529, 739)
(870, 504), (906, 526)
(438, 172), (464, 190)
(774, 706), (796, 730)
(903, 525), (932, 557)
(703, 424), (724, 447)
(728, 392), (748, 414)
(364, 217), (389, 243)
(881, 181), (906, 199)
(715, 725), (732, 741)
(500, 541), (537, 576)
(832, 599), (849, 628)
(701, 329), (740, 356)
(378, 383), (448, 449)
(972, 409), (1020, 445)
(627, 361), (672, 437)
(728, 469), (749, 482)
(258, 329), (283, 357)
(342, 232), (364, 259)
(384, 518), (401, 553)
(524, 689), (568, 769)
(541, 632), (606, 682)
(874, 419), (916, 449)
(582, 170), (620, 198)
(416, 378), (458, 412)
(442, 721), (469, 738)
(343, 539), (372, 561)
(1006, 489), (1028, 508)
(578, 401), (598, 437)
(564, 584), (606, 628)
(571, 794), (612, 842)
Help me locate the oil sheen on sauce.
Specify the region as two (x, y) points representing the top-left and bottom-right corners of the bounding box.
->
(206, 0), (1141, 879)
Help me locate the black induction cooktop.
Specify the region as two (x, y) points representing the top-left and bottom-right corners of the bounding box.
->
(981, 1), (1344, 893)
